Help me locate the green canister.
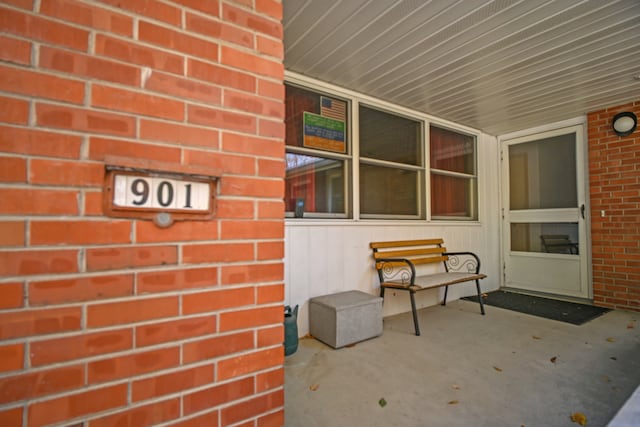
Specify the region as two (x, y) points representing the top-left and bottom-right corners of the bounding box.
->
(284, 305), (298, 356)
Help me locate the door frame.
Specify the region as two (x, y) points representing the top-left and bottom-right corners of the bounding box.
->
(498, 117), (592, 301)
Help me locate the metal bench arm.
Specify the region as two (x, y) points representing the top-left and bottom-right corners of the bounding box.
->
(375, 257), (416, 285)
(443, 251), (481, 274)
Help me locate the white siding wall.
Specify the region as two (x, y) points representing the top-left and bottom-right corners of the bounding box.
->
(285, 133), (501, 336)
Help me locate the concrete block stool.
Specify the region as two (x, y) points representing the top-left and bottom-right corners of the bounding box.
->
(309, 290), (383, 348)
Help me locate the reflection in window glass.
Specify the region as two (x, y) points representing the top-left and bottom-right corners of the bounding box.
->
(430, 126), (477, 220)
(360, 163), (419, 216)
(359, 106), (422, 165)
(430, 127), (475, 174)
(285, 153), (346, 215)
(510, 222), (579, 254)
(286, 85), (317, 148)
(509, 134), (576, 210)
(430, 174), (474, 218)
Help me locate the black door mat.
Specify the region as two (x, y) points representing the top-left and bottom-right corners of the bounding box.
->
(462, 290), (610, 325)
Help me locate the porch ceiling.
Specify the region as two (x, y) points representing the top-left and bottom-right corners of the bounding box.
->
(283, 0), (640, 136)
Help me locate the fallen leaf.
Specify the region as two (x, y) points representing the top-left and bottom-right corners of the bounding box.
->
(451, 384), (461, 390)
(309, 384), (319, 391)
(627, 322), (635, 329)
(602, 375), (610, 382)
(493, 366), (503, 372)
(570, 412), (587, 426)
(606, 337), (616, 342)
(532, 335), (542, 340)
(550, 356), (557, 364)
(448, 400), (459, 405)
(378, 398), (387, 407)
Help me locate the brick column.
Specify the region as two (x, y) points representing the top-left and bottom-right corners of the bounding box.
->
(588, 101), (640, 312)
(0, 1), (286, 426)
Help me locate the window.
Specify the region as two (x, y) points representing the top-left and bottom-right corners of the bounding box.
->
(430, 125), (478, 220)
(285, 84), (350, 218)
(284, 79), (480, 221)
(359, 105), (424, 218)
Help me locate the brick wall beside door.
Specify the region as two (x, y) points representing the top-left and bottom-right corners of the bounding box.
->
(0, 1), (286, 426)
(588, 101), (640, 312)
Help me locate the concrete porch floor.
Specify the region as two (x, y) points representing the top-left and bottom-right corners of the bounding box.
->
(284, 300), (640, 427)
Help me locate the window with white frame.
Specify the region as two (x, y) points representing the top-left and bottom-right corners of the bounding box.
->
(359, 105), (424, 218)
(429, 125), (478, 220)
(284, 80), (479, 221)
(284, 84), (350, 218)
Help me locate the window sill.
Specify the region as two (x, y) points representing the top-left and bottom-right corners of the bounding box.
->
(285, 218), (483, 227)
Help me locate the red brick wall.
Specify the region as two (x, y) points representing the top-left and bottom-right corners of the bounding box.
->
(0, 1), (286, 426)
(588, 101), (640, 311)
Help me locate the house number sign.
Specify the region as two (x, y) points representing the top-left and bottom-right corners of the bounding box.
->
(113, 175), (210, 211)
(103, 158), (217, 226)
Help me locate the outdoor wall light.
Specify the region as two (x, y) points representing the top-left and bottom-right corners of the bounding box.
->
(611, 111), (637, 137)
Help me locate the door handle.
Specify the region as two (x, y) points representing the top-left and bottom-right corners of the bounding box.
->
(580, 204), (585, 219)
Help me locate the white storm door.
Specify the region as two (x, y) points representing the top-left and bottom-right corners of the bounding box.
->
(502, 125), (590, 299)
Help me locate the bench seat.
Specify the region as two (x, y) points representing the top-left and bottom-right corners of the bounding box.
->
(382, 271), (486, 292)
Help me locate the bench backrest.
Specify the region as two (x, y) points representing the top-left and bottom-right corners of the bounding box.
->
(370, 239), (448, 271)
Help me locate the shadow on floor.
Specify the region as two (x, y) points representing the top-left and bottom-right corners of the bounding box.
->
(285, 300), (640, 427)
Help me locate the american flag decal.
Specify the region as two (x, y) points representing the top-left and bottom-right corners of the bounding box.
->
(320, 96), (346, 122)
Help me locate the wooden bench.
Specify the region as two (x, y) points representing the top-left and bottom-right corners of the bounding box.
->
(370, 239), (486, 336)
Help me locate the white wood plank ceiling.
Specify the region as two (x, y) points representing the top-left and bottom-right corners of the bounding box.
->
(283, 0), (640, 135)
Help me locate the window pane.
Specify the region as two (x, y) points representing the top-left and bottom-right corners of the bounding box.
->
(431, 174), (476, 218)
(360, 164), (419, 216)
(285, 84), (348, 154)
(511, 222), (579, 254)
(509, 134), (577, 210)
(429, 126), (477, 220)
(430, 126), (475, 174)
(285, 153), (345, 215)
(359, 106), (422, 165)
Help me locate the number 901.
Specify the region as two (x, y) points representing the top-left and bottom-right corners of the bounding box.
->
(130, 178), (192, 208)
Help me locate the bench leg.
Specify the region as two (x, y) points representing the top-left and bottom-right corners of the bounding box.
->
(410, 291), (420, 336)
(475, 280), (485, 315)
(442, 285), (449, 306)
